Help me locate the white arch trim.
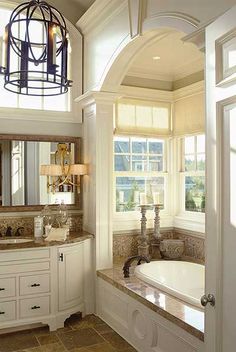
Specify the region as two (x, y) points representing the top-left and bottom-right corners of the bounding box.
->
(97, 12), (200, 93)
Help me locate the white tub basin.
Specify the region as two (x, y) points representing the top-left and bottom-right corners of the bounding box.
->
(0, 238), (34, 244)
(135, 261), (205, 308)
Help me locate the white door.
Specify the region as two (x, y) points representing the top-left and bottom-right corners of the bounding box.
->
(205, 5), (236, 352)
(58, 243), (84, 311)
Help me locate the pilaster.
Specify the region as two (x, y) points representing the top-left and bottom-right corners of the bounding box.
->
(78, 91), (119, 270)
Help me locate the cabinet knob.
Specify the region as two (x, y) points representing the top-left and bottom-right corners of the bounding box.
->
(31, 305), (40, 310)
(0, 288), (5, 291)
(0, 311), (5, 314)
(31, 283), (40, 287)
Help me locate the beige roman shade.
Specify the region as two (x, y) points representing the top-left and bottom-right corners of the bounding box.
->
(115, 99), (171, 138)
(173, 92), (205, 136)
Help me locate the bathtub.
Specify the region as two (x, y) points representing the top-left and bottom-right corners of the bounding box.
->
(134, 261), (205, 308)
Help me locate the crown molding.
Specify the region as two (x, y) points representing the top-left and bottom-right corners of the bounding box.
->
(127, 57), (204, 83)
(173, 80), (205, 101)
(127, 67), (173, 82)
(77, 0), (127, 35)
(173, 58), (204, 81)
(119, 85), (173, 102)
(75, 91), (120, 108)
(119, 81), (204, 102)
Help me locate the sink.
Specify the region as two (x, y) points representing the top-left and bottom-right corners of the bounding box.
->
(0, 238), (34, 244)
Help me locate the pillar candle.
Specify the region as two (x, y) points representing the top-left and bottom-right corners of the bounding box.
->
(119, 191), (124, 203)
(140, 192), (147, 205)
(52, 26), (57, 65)
(153, 192), (160, 204)
(134, 191), (139, 204)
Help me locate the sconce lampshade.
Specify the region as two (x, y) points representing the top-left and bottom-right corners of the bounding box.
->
(67, 164), (88, 176)
(40, 164), (63, 176)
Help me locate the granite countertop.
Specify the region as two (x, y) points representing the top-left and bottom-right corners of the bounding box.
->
(0, 231), (94, 250)
(97, 262), (204, 342)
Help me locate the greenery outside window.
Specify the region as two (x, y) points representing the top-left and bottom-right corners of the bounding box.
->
(114, 136), (168, 212)
(181, 135), (205, 213)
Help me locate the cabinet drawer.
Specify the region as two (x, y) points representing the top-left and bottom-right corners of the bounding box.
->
(0, 249), (50, 262)
(0, 301), (16, 322)
(20, 296), (50, 319)
(20, 274), (50, 296)
(0, 261), (50, 275)
(0, 278), (16, 298)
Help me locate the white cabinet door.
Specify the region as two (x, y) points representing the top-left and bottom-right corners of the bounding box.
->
(58, 243), (84, 311)
(205, 5), (236, 352)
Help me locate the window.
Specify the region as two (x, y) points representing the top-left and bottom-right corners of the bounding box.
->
(0, 6), (71, 112)
(114, 136), (168, 212)
(181, 135), (205, 213)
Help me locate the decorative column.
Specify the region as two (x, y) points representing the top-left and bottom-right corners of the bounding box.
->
(138, 205), (150, 257)
(77, 91), (119, 270)
(151, 204), (162, 259)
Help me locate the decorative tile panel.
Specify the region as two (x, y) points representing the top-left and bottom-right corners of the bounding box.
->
(0, 213), (83, 237)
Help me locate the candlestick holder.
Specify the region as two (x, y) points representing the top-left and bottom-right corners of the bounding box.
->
(151, 204), (163, 259)
(138, 205), (151, 257)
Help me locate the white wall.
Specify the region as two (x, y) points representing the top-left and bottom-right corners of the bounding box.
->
(0, 118), (83, 138)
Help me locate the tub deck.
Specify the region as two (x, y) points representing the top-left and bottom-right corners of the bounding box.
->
(97, 262), (204, 341)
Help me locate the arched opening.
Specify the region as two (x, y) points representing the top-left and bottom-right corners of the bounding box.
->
(108, 24), (205, 262)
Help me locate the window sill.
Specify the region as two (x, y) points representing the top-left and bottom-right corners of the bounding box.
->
(174, 214), (205, 235)
(113, 212), (173, 232)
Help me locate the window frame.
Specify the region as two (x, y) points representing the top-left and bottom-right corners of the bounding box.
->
(176, 134), (206, 224)
(113, 135), (172, 231)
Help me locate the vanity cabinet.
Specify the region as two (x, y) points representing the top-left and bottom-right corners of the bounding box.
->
(58, 243), (84, 311)
(0, 238), (93, 331)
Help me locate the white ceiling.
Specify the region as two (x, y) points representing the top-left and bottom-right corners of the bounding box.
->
(127, 31), (204, 82)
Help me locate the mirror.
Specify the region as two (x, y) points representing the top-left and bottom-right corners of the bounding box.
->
(0, 134), (81, 209)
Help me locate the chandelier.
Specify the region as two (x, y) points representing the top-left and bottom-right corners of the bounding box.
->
(40, 143), (87, 193)
(0, 0), (72, 96)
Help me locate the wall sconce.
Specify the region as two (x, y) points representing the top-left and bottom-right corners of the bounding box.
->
(40, 143), (87, 193)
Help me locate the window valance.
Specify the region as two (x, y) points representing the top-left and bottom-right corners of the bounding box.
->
(115, 99), (171, 138)
(173, 92), (205, 136)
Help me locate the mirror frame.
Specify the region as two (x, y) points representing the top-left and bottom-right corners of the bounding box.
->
(0, 134), (82, 212)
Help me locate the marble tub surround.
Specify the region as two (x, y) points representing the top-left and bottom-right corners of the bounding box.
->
(113, 228), (205, 263)
(0, 213), (83, 237)
(113, 228), (173, 258)
(0, 231), (93, 250)
(174, 228), (205, 263)
(0, 313), (137, 352)
(97, 265), (204, 342)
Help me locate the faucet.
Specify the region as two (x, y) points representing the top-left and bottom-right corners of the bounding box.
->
(5, 226), (13, 236)
(123, 255), (150, 278)
(15, 227), (24, 236)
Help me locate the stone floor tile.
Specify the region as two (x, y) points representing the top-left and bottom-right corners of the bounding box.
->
(58, 328), (104, 350)
(93, 323), (114, 335)
(37, 333), (60, 345)
(0, 330), (39, 352)
(101, 332), (132, 350)
(86, 342), (116, 352)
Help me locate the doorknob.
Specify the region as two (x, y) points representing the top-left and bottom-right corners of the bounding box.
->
(201, 294), (216, 307)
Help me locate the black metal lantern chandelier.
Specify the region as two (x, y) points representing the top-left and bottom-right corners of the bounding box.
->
(0, 0), (72, 96)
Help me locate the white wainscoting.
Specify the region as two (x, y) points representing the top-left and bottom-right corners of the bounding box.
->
(97, 278), (204, 352)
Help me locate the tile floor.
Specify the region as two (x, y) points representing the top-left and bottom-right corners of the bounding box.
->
(0, 314), (137, 352)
